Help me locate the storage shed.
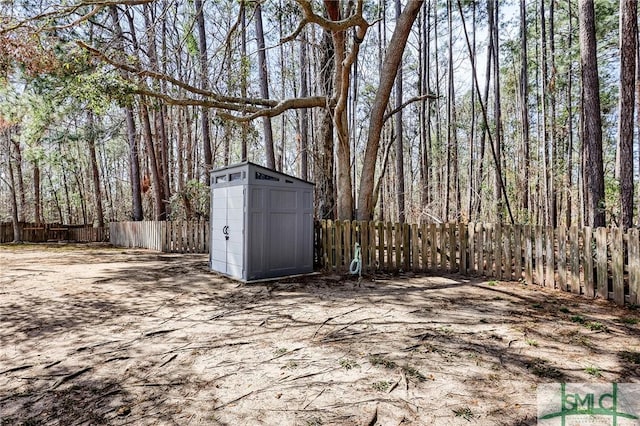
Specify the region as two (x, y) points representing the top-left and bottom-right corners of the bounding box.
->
(209, 162), (314, 281)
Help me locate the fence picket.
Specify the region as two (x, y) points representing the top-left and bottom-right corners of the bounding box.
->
(535, 226), (544, 285)
(545, 226), (555, 288)
(557, 226), (567, 291)
(583, 227), (594, 298)
(629, 228), (640, 305)
(612, 228), (624, 305)
(570, 226), (580, 294)
(595, 227), (607, 299)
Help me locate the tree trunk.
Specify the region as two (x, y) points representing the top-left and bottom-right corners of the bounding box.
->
(109, 5), (142, 221)
(194, 0), (213, 181)
(395, 0), (406, 223)
(255, 2), (276, 169)
(299, 30), (309, 181)
(33, 161), (41, 224)
(618, 0), (636, 229)
(579, 0), (606, 227)
(357, 0), (424, 220)
(87, 111), (104, 227)
(519, 0), (530, 218)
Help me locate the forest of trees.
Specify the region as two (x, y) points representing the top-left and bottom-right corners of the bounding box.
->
(0, 0), (638, 230)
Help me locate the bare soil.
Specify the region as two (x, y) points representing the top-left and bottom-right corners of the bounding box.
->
(0, 244), (639, 425)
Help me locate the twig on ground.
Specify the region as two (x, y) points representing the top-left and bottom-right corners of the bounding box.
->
(0, 364), (33, 374)
(51, 366), (92, 389)
(303, 388), (326, 409)
(158, 354), (177, 368)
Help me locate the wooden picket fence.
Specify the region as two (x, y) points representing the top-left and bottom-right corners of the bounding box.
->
(109, 220), (209, 253)
(0, 222), (108, 243)
(318, 220), (640, 306)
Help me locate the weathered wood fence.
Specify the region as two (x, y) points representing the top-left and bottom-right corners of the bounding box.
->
(0, 222), (108, 243)
(318, 220), (640, 306)
(109, 220), (208, 253)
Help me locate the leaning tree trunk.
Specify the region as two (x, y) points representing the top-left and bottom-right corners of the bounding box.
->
(357, 0), (424, 220)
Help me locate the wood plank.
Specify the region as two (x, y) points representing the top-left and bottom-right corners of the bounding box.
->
(448, 223), (456, 272)
(362, 221), (370, 270)
(392, 223), (400, 269)
(468, 223), (476, 273)
(335, 220), (343, 270)
(513, 225), (522, 281)
(377, 222), (385, 271)
(343, 220), (352, 266)
(524, 225), (533, 285)
(412, 223), (420, 271)
(421, 224), (428, 271)
(503, 224), (512, 280)
(583, 227), (594, 298)
(595, 227), (608, 299)
(557, 226), (567, 291)
(460, 223), (468, 274)
(570, 226), (580, 294)
(386, 222), (393, 270)
(628, 228), (640, 305)
(439, 224), (447, 271)
(322, 220), (328, 268)
(535, 226), (544, 286)
(478, 224), (485, 276)
(369, 221), (376, 269)
(429, 223), (439, 271)
(402, 223), (410, 271)
(611, 227), (624, 305)
(545, 226), (555, 288)
(326, 220), (334, 270)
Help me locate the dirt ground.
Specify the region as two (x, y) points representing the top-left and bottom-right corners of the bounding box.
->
(0, 245), (639, 426)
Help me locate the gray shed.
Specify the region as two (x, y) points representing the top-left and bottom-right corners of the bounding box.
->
(209, 162), (314, 281)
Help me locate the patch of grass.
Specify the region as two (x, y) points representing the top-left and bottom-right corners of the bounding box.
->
(585, 366), (602, 377)
(402, 365), (427, 382)
(372, 381), (390, 392)
(453, 406), (474, 421)
(584, 321), (607, 332)
(525, 339), (539, 347)
(437, 326), (454, 335)
(559, 307), (571, 314)
(487, 280), (498, 287)
(617, 317), (639, 325)
(570, 335), (593, 348)
(570, 315), (586, 324)
(284, 360), (298, 369)
(339, 359), (359, 370)
(305, 417), (323, 426)
(369, 354), (397, 369)
(527, 359), (563, 379)
(274, 347), (288, 356)
(619, 351), (640, 364)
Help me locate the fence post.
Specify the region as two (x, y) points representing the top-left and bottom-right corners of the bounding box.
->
(570, 226), (580, 294)
(557, 226), (567, 291)
(545, 226), (555, 289)
(612, 228), (624, 305)
(629, 228), (640, 305)
(595, 227), (608, 300)
(535, 226), (544, 286)
(583, 227), (594, 298)
(459, 222), (468, 275)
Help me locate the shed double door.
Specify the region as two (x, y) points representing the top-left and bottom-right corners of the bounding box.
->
(211, 186), (245, 278)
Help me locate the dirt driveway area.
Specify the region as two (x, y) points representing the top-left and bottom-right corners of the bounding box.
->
(1, 244), (639, 425)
